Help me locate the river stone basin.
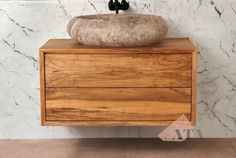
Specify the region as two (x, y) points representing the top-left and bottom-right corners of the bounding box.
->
(67, 14), (168, 47)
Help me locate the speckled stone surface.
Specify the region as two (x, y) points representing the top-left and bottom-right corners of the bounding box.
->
(67, 14), (168, 47)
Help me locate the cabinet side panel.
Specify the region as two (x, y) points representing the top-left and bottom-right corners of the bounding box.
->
(191, 49), (197, 125)
(40, 50), (46, 125)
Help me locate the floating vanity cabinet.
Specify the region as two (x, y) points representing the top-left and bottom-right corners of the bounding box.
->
(40, 38), (197, 126)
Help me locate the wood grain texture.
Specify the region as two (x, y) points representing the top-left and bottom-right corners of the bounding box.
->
(191, 49), (198, 125)
(45, 88), (191, 121)
(42, 120), (192, 126)
(46, 88), (191, 102)
(39, 51), (46, 125)
(46, 100), (190, 121)
(45, 54), (192, 88)
(39, 38), (197, 126)
(40, 38), (196, 54)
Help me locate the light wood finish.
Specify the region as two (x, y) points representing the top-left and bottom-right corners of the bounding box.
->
(42, 120), (192, 126)
(191, 49), (198, 125)
(45, 54), (192, 88)
(39, 38), (197, 126)
(39, 50), (46, 125)
(40, 38), (196, 54)
(46, 88), (191, 121)
(46, 88), (191, 102)
(46, 101), (190, 121)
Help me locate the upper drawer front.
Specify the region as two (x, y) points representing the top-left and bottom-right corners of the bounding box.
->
(45, 54), (192, 88)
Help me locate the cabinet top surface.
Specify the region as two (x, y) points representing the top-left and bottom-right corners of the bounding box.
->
(40, 38), (197, 54)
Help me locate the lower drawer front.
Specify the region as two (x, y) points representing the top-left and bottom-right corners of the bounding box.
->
(45, 88), (191, 121)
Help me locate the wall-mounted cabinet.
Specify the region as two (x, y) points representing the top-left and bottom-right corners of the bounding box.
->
(40, 38), (197, 126)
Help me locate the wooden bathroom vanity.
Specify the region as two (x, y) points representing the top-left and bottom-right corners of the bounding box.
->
(40, 38), (197, 126)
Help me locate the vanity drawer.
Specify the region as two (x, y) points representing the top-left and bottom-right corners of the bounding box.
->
(45, 88), (191, 121)
(45, 54), (192, 88)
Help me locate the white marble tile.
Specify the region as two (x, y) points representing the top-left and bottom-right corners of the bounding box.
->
(0, 0), (236, 139)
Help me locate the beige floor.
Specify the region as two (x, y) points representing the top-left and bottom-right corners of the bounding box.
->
(0, 139), (235, 158)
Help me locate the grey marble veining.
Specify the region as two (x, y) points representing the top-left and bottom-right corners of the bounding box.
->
(0, 0), (236, 139)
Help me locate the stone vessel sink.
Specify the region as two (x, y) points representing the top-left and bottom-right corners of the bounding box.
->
(67, 14), (168, 47)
